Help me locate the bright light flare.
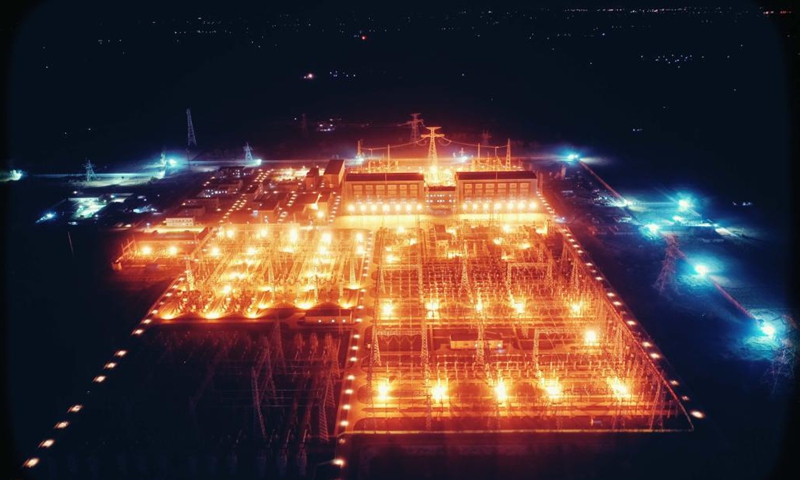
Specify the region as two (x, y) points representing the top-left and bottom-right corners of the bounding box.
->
(377, 380), (390, 402)
(494, 379), (509, 403)
(694, 264), (709, 276)
(140, 245), (153, 255)
(584, 329), (599, 346)
(540, 378), (562, 400)
(761, 322), (776, 338)
(432, 381), (448, 402)
(608, 377), (631, 400)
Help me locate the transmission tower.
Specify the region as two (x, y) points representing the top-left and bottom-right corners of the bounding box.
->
(762, 338), (796, 395)
(505, 139), (512, 169)
(84, 158), (97, 182)
(399, 113), (424, 142)
(422, 127), (445, 183)
(654, 235), (680, 294)
(186, 108), (197, 147)
(244, 142), (254, 164)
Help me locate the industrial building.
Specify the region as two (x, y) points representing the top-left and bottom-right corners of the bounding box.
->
(454, 170), (537, 204)
(342, 172), (425, 205)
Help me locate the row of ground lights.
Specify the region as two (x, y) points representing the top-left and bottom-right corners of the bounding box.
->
(333, 231), (373, 467)
(458, 200), (538, 212)
(24, 311), (154, 471)
(346, 202), (424, 214)
(338, 332), (361, 434)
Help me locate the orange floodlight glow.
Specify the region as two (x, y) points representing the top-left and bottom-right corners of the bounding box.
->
(432, 381), (448, 402)
(584, 329), (599, 346)
(513, 302), (525, 314)
(377, 379), (391, 402)
(540, 378), (563, 400)
(608, 377), (631, 400)
(494, 379), (509, 403)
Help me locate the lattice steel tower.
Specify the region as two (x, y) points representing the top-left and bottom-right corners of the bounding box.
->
(402, 113), (424, 142)
(654, 235), (679, 294)
(84, 158), (97, 182)
(505, 139), (512, 169)
(244, 142), (253, 164)
(186, 108), (197, 147)
(422, 126), (444, 163)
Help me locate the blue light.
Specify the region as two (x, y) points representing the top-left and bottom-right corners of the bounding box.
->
(761, 323), (776, 338)
(168, 159), (177, 167)
(645, 223), (660, 234)
(566, 153), (580, 161)
(694, 264), (709, 276)
(678, 198), (692, 211)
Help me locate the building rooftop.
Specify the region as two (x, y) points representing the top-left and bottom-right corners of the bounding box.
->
(323, 159), (345, 176)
